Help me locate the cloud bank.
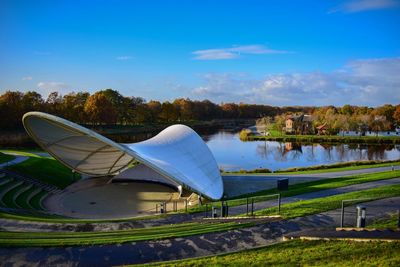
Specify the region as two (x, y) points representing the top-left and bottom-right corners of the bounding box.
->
(192, 45), (290, 60)
(37, 81), (70, 96)
(191, 57), (400, 106)
(330, 0), (399, 13)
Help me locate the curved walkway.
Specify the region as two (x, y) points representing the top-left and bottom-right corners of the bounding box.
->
(0, 197), (398, 266)
(0, 156), (28, 169)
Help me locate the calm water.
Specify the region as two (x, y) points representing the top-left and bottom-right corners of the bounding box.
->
(203, 130), (400, 171)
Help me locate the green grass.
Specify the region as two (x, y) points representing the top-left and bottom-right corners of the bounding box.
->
(0, 221), (254, 247)
(0, 150), (42, 158)
(368, 212), (399, 229)
(189, 170), (400, 213)
(0, 152), (15, 164)
(137, 239), (400, 267)
(253, 183), (400, 219)
(6, 156), (79, 189)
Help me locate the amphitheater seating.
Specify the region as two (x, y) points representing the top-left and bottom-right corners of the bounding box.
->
(0, 173), (51, 212)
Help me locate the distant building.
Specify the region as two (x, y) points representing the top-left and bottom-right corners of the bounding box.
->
(284, 114), (314, 135)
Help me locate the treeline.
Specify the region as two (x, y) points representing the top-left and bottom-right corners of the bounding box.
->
(0, 89), (310, 129)
(1, 89), (399, 132)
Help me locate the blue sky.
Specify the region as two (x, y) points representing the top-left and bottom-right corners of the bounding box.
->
(1, 0), (399, 106)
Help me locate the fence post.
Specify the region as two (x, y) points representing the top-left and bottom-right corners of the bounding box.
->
(185, 199), (188, 213)
(164, 202), (167, 213)
(205, 204), (208, 218)
(251, 198), (254, 217)
(156, 204), (158, 213)
(278, 193), (281, 214)
(340, 200), (345, 228)
(246, 197), (249, 216)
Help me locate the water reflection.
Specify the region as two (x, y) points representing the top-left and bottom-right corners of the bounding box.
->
(204, 130), (400, 171)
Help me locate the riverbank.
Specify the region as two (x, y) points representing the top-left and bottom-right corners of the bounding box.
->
(242, 133), (400, 144)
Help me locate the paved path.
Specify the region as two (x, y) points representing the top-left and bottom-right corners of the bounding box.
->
(0, 197), (398, 266)
(223, 165), (400, 197)
(0, 155), (28, 168)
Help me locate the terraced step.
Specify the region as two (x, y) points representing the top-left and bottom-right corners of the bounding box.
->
(13, 184), (34, 209)
(16, 185), (40, 210)
(0, 177), (13, 187)
(29, 190), (48, 211)
(2, 182), (28, 209)
(0, 180), (23, 207)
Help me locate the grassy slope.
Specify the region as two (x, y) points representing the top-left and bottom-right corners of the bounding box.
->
(0, 152), (15, 164)
(368, 212), (400, 229)
(138, 239), (400, 267)
(0, 221), (253, 247)
(6, 155), (79, 189)
(254, 183), (400, 219)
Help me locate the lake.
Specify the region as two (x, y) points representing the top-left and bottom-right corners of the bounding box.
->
(203, 130), (400, 171)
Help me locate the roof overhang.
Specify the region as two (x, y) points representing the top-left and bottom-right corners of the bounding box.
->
(22, 112), (224, 200)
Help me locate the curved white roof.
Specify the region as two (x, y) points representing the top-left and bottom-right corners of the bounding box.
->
(22, 112), (223, 200)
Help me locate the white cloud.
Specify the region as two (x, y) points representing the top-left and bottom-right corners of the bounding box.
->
(116, 56), (133, 60)
(192, 45), (290, 60)
(191, 57), (400, 106)
(37, 81), (70, 96)
(22, 76), (33, 81)
(330, 0), (399, 13)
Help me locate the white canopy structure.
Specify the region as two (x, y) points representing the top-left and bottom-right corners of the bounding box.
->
(22, 112), (224, 200)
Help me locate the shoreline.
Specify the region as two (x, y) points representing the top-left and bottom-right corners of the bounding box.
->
(244, 134), (400, 145)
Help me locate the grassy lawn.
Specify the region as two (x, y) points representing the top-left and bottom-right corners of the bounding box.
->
(188, 170), (400, 213)
(137, 239), (400, 267)
(0, 221), (254, 247)
(5, 156), (79, 189)
(253, 183), (400, 219)
(0, 152), (15, 164)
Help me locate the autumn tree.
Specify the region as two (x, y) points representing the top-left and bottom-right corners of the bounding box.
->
(159, 101), (178, 122)
(393, 105), (400, 126)
(62, 92), (89, 123)
(84, 92), (117, 125)
(0, 91), (24, 129)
